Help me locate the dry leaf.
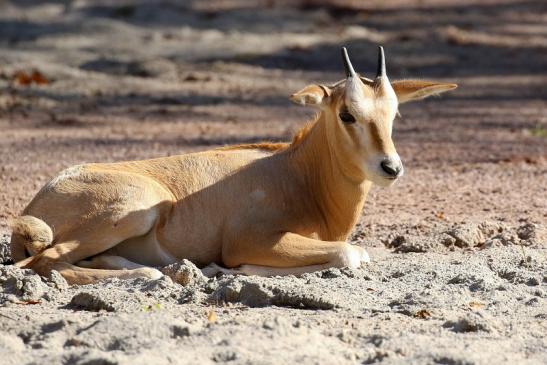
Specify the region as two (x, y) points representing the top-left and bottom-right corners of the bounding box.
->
(15, 300), (41, 305)
(31, 70), (49, 85)
(207, 309), (217, 323)
(469, 301), (484, 309)
(12, 69), (49, 86)
(13, 71), (32, 86)
(415, 309), (431, 319)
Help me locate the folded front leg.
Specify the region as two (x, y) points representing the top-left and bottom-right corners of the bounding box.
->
(219, 231), (369, 277)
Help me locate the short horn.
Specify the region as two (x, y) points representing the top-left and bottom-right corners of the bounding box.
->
(341, 47), (356, 78)
(376, 46), (386, 79)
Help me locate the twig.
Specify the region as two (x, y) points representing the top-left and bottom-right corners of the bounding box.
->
(0, 312), (17, 321)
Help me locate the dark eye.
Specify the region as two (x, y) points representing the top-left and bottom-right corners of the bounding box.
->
(339, 111), (356, 124)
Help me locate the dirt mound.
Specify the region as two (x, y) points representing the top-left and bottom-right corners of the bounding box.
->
(386, 221), (545, 253)
(0, 265), (65, 303)
(211, 275), (338, 309)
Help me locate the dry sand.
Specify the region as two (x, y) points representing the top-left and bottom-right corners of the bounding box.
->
(0, 1), (546, 364)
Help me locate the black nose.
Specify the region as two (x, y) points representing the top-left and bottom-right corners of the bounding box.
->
(380, 160), (401, 177)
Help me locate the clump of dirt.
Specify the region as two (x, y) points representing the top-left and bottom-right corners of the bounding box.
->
(0, 264), (49, 302)
(48, 270), (68, 291)
(161, 259), (207, 287)
(69, 291), (118, 312)
(386, 234), (454, 253)
(446, 221), (507, 248)
(0, 234), (11, 264)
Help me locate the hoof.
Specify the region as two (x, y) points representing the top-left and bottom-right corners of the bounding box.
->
(139, 268), (164, 280)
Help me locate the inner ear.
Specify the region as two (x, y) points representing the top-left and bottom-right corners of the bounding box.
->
(290, 84), (332, 106)
(391, 80), (457, 104)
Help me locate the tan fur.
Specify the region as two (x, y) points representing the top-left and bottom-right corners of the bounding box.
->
(10, 216), (53, 261)
(11, 70), (456, 284)
(218, 142), (288, 152)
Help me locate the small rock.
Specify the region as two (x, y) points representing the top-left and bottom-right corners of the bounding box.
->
(447, 274), (467, 284)
(533, 289), (544, 297)
(141, 275), (175, 291)
(0, 265), (48, 302)
(482, 237), (508, 248)
(525, 297), (540, 306)
(388, 235), (437, 253)
(448, 273), (498, 292)
(517, 223), (537, 241)
(19, 275), (45, 301)
(446, 223), (483, 247)
(161, 259), (206, 287)
(212, 350), (237, 362)
(41, 320), (68, 333)
(320, 268), (342, 278)
(48, 270), (68, 290)
(0, 234), (11, 264)
(69, 292), (116, 312)
(171, 324), (193, 338)
(478, 221), (507, 237)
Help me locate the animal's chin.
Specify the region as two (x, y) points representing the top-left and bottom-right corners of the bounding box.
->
(370, 175), (398, 187)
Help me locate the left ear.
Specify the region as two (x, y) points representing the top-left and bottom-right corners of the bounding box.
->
(391, 80), (457, 104)
(290, 84), (332, 106)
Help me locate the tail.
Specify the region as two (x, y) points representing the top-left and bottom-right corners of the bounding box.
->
(10, 216), (53, 262)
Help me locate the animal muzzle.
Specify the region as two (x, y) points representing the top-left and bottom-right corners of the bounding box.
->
(380, 157), (403, 179)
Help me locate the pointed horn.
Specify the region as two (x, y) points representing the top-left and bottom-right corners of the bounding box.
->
(376, 46), (386, 79)
(341, 47), (356, 78)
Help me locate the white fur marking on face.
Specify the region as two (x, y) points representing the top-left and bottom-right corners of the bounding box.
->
(345, 77), (373, 118)
(345, 77), (363, 101)
(45, 165), (83, 190)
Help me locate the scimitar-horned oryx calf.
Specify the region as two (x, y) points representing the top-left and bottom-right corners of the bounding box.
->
(11, 47), (457, 284)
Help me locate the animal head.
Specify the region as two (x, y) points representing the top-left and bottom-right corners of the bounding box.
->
(290, 46), (457, 186)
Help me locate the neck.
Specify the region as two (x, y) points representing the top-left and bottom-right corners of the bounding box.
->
(286, 112), (371, 241)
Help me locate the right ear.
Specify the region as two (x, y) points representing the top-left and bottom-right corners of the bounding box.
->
(290, 84), (332, 106)
(391, 80), (457, 104)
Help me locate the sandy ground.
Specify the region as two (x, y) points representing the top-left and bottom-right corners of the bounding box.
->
(0, 1), (546, 364)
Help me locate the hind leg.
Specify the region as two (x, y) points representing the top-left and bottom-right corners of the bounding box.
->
(52, 262), (162, 285)
(16, 237), (163, 285)
(77, 254), (149, 270)
(16, 210), (158, 283)
(70, 254), (163, 284)
(16, 203), (165, 284)
(16, 170), (173, 284)
(17, 251), (163, 285)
